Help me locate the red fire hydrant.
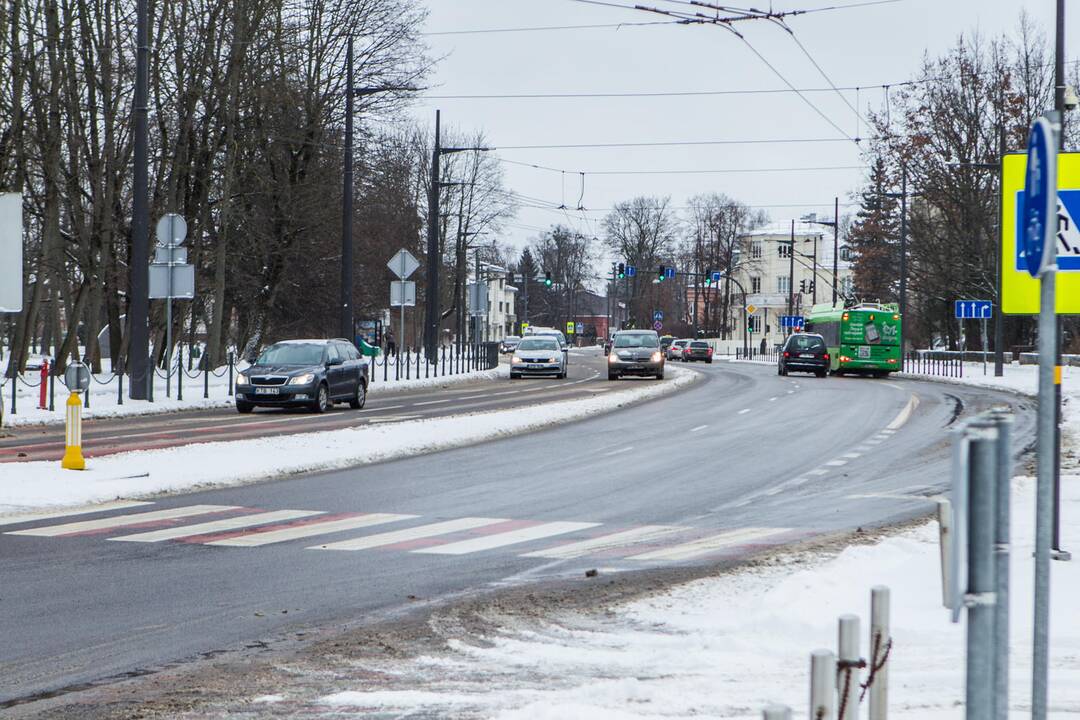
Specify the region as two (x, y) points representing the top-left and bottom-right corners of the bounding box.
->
(39, 359), (48, 410)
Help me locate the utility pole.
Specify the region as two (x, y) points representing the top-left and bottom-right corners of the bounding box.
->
(812, 234), (818, 305)
(340, 40), (354, 343)
(899, 166), (909, 365)
(424, 110), (441, 361)
(1051, 0), (1069, 562)
(787, 220), (795, 322)
(129, 0), (150, 399)
(833, 196), (839, 304)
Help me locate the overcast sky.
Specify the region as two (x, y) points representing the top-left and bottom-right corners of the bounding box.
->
(407, 0), (1070, 262)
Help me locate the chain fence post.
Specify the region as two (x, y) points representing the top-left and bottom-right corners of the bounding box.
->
(810, 649), (836, 720)
(837, 615), (861, 720)
(991, 409), (1013, 720)
(227, 352), (234, 396)
(117, 365), (123, 405)
(176, 345), (183, 401)
(203, 354), (209, 399)
(965, 419), (999, 720)
(868, 586), (891, 720)
(83, 374), (90, 408)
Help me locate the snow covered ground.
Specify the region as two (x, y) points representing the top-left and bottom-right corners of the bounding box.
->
(0, 364), (694, 515)
(309, 475), (1080, 719)
(0, 354), (504, 428)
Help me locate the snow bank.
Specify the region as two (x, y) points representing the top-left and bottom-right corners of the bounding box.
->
(0, 366), (695, 514)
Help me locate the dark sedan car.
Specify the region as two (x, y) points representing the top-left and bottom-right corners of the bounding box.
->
(682, 340), (714, 363)
(235, 339), (368, 413)
(778, 333), (829, 377)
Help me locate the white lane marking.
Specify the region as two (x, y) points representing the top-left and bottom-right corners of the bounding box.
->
(886, 394), (920, 430)
(312, 517), (506, 551)
(489, 390), (521, 397)
(0, 500), (154, 528)
(738, 408), (751, 415)
(367, 416), (421, 423)
(787, 390), (795, 395)
(6, 505), (240, 537)
(842, 452), (862, 459)
(456, 394), (486, 400)
(790, 477), (809, 486)
(208, 513), (416, 547)
(109, 510), (325, 543)
(521, 525), (684, 559)
(690, 425), (709, 433)
(769, 396), (778, 402)
(413, 398), (451, 407)
(627, 527), (791, 562)
(367, 404), (405, 411)
(825, 459), (848, 467)
(603, 446), (634, 457)
(808, 469), (829, 476)
(764, 486), (784, 496)
(414, 521), (600, 555)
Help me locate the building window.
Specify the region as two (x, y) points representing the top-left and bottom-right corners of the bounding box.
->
(778, 244), (791, 258)
(777, 276), (791, 294)
(751, 241), (762, 259)
(751, 276), (761, 293)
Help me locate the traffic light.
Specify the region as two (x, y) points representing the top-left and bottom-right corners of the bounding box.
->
(544, 271), (553, 287)
(617, 263), (625, 279)
(809, 280), (816, 294)
(799, 279), (807, 293)
(657, 265), (666, 281)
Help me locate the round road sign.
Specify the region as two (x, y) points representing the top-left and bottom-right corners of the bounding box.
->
(1021, 117), (1057, 278)
(653, 320), (663, 331)
(155, 214), (187, 247)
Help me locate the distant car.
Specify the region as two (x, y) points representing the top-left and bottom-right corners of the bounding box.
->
(235, 339), (368, 413)
(500, 336), (521, 354)
(682, 340), (714, 364)
(778, 332), (829, 377)
(529, 328), (568, 351)
(666, 339), (689, 361)
(608, 330), (664, 380)
(659, 335), (675, 353)
(510, 336), (567, 379)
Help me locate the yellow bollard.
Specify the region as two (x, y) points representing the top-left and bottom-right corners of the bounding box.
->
(61, 391), (85, 470)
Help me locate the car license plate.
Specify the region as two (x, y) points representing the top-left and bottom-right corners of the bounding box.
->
(628, 364), (643, 370)
(255, 387), (280, 395)
(800, 353), (814, 358)
(528, 363), (543, 369)
(858, 346), (871, 359)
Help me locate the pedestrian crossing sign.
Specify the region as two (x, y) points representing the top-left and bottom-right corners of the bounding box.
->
(1002, 152), (1080, 314)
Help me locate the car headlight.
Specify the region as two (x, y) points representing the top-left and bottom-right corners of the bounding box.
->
(608, 352), (618, 363)
(512, 357), (523, 364)
(236, 372), (248, 384)
(288, 373), (315, 385)
(651, 351), (662, 363)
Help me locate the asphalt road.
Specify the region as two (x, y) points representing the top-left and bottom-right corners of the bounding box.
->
(0, 357), (1035, 709)
(0, 351), (607, 463)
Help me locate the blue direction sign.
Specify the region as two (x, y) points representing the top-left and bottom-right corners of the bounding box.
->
(625, 265), (637, 277)
(1021, 117), (1057, 277)
(653, 310), (664, 322)
(955, 300), (993, 319)
(780, 315), (805, 328)
(664, 267), (676, 280)
(710, 271), (722, 283)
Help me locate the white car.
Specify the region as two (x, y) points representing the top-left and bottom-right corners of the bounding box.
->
(510, 336), (567, 379)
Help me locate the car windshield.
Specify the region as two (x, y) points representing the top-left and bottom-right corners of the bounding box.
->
(675, 341), (688, 347)
(690, 341), (709, 348)
(518, 338), (558, 351)
(504, 336), (520, 342)
(788, 335), (825, 351)
(256, 343), (325, 365)
(614, 334), (659, 349)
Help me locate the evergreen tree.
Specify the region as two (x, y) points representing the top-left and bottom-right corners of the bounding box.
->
(846, 157), (901, 303)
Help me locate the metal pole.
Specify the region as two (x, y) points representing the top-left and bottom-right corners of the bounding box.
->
(982, 317), (988, 376)
(832, 196), (839, 305)
(837, 615), (860, 720)
(994, 109), (1006, 377)
(166, 215), (174, 398)
(812, 234), (818, 305)
(992, 409), (1014, 720)
(1051, 0), (1069, 564)
(810, 649), (836, 720)
(787, 220), (795, 323)
(341, 38), (354, 342)
(966, 421), (998, 720)
(128, 0), (150, 400)
(899, 166), (908, 369)
(869, 586), (890, 720)
(424, 110), (441, 362)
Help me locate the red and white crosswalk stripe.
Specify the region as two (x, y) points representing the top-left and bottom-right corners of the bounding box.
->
(520, 525), (684, 559)
(0, 500), (154, 528)
(205, 513), (417, 547)
(413, 521), (600, 556)
(312, 517), (508, 551)
(107, 509), (326, 543)
(4, 505), (241, 537)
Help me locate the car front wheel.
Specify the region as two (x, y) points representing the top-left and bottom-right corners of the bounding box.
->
(311, 383), (330, 413)
(349, 381), (366, 409)
(236, 400), (254, 414)
(608, 372), (619, 381)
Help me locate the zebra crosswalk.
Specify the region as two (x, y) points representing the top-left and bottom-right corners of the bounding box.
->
(0, 501), (795, 564)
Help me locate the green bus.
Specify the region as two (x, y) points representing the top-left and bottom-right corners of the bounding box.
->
(804, 302), (902, 376)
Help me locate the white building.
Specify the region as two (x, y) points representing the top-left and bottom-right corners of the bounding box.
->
(733, 221), (854, 351)
(467, 261), (517, 342)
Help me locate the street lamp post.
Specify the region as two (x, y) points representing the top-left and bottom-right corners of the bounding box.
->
(805, 198), (840, 305)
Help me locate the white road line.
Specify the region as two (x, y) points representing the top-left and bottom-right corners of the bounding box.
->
(603, 446), (634, 456)
(367, 404), (405, 411)
(728, 499), (751, 509)
(312, 517), (505, 551)
(769, 396), (778, 402)
(489, 390), (521, 397)
(738, 408), (751, 415)
(627, 527), (791, 562)
(0, 500), (154, 528)
(6, 505), (240, 537)
(787, 390), (795, 395)
(367, 415), (421, 423)
(825, 459), (848, 467)
(790, 477), (809, 486)
(208, 513), (416, 547)
(456, 394), (486, 400)
(690, 425), (709, 433)
(413, 398), (451, 407)
(414, 521), (600, 555)
(808, 469), (829, 476)
(764, 486), (784, 496)
(109, 509), (325, 543)
(521, 525), (684, 559)
(886, 394), (920, 430)
(880, 428), (896, 435)
(842, 452), (862, 459)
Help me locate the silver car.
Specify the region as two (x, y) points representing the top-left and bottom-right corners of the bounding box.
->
(608, 330), (665, 380)
(510, 336), (567, 379)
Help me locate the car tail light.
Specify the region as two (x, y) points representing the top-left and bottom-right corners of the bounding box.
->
(888, 358), (897, 363)
(840, 355), (850, 362)
(783, 351), (790, 358)
(707, 347), (713, 355)
(823, 353), (829, 360)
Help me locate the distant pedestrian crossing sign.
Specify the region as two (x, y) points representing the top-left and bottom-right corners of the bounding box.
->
(1002, 152), (1080, 313)
(565, 321), (575, 334)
